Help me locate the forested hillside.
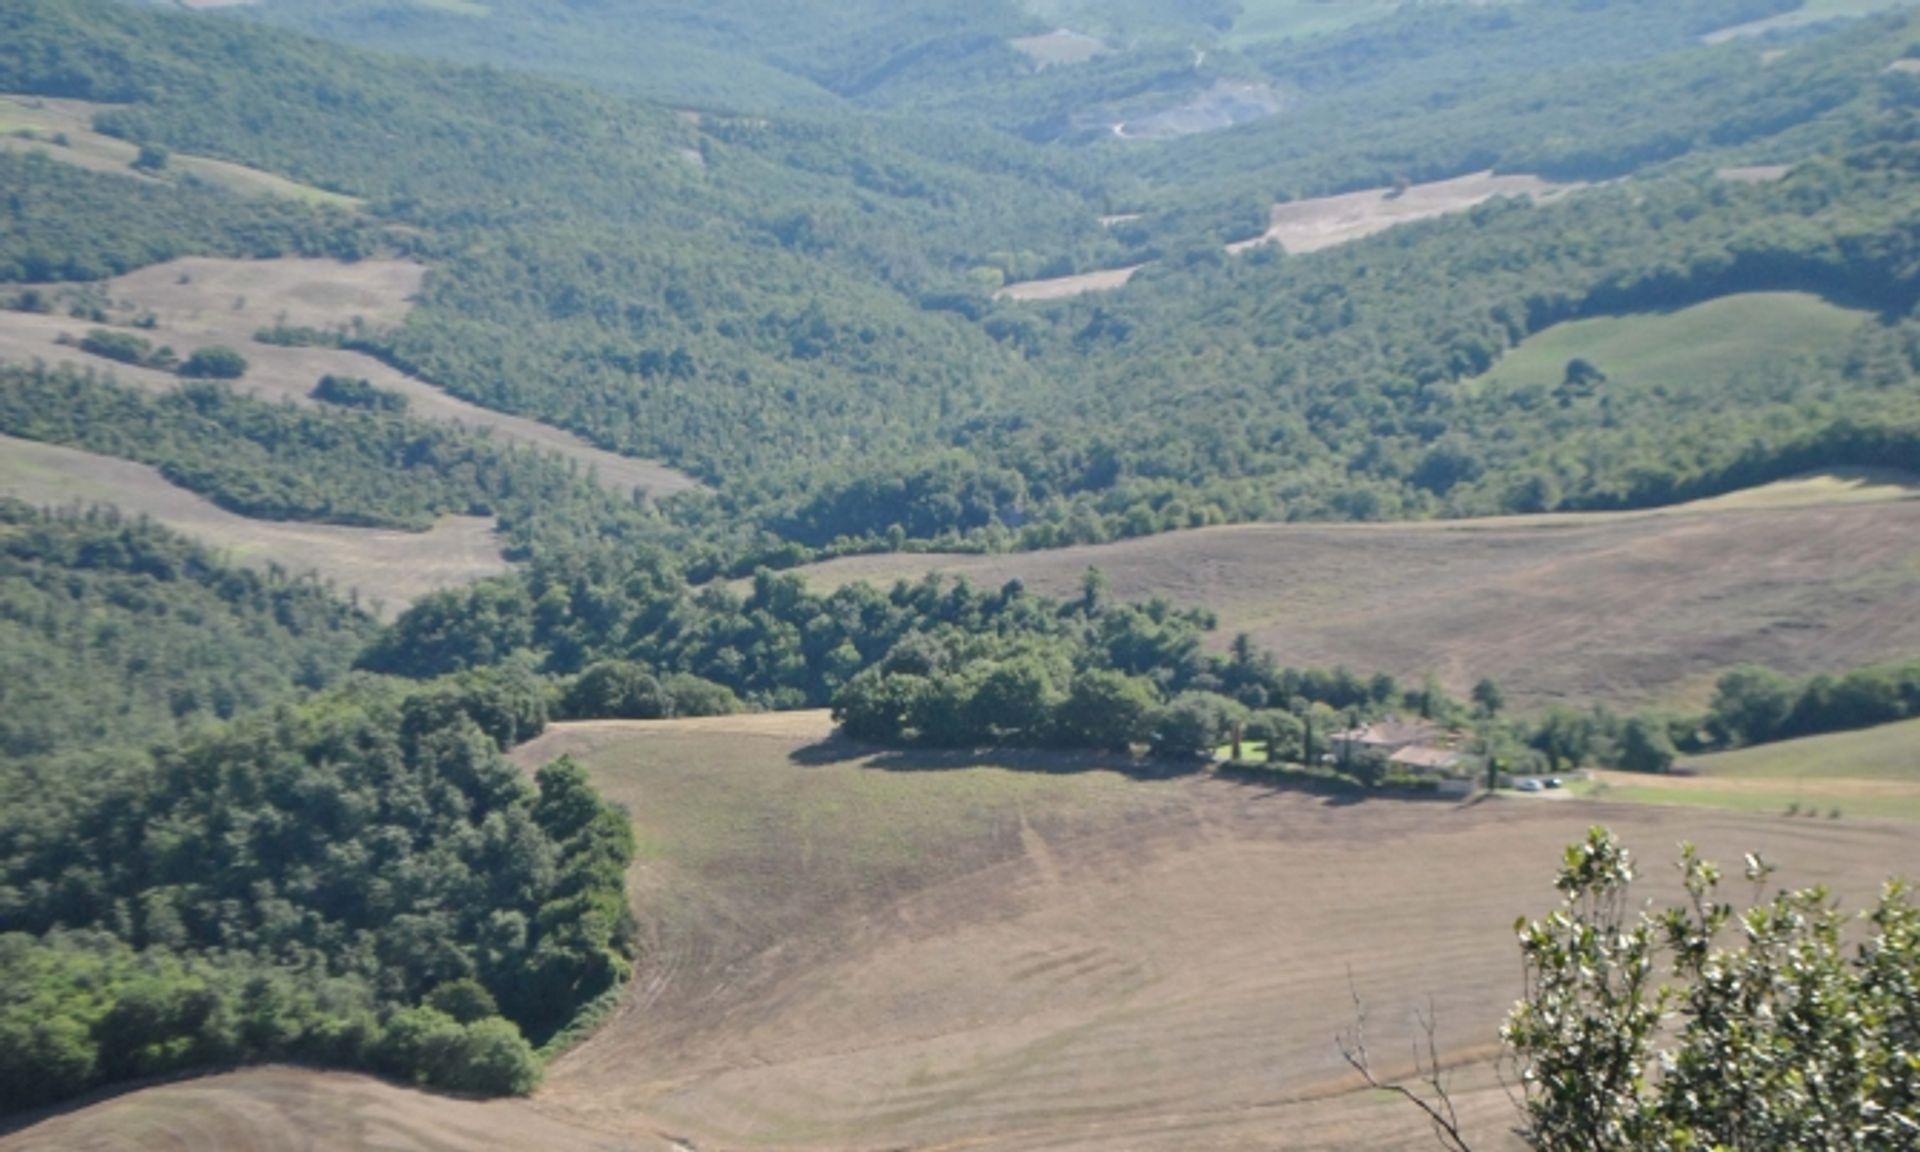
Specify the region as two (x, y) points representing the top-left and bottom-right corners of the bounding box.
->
(4, 1), (1918, 560)
(5, 0), (1920, 1122)
(0, 502), (373, 772)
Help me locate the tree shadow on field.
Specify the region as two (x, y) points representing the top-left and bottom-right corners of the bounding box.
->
(788, 734), (1206, 783)
(1212, 761), (1461, 808)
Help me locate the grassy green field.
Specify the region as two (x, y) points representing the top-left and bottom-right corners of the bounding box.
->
(1464, 291), (1869, 399)
(1689, 717), (1920, 780)
(1584, 718), (1920, 821)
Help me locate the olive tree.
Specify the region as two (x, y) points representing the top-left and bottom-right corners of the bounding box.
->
(1346, 827), (1920, 1150)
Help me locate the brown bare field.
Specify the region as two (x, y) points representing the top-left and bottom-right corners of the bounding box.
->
(512, 716), (1919, 1151)
(0, 1066), (669, 1152)
(1226, 172), (1579, 256)
(994, 263), (1145, 302)
(0, 257), (705, 499)
(786, 473), (1920, 709)
(0, 433), (508, 613)
(0, 95), (359, 208)
(14, 715), (1918, 1151)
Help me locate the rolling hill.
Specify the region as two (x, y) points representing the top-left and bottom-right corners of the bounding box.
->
(788, 474), (1920, 707)
(16, 713), (1915, 1151)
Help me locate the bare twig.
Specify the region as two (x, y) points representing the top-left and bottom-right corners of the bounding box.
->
(1337, 977), (1478, 1152)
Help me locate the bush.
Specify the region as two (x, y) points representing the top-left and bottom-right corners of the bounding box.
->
(563, 661), (670, 720)
(425, 979), (501, 1025)
(78, 328), (153, 366)
(178, 345), (249, 379)
(1149, 692), (1246, 760)
(660, 672), (743, 718)
(441, 1017), (541, 1096)
(1053, 669), (1158, 752)
(313, 374), (408, 412)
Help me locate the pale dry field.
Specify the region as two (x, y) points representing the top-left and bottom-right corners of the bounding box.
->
(0, 95), (358, 208)
(994, 264), (1144, 301)
(1716, 163), (1794, 183)
(999, 172), (1574, 301)
(788, 473), (1920, 708)
(13, 714), (1917, 1151)
(0, 257), (705, 499)
(0, 433), (508, 613)
(1703, 0), (1920, 44)
(1226, 172), (1578, 255)
(0, 1066), (667, 1152)
(1010, 29), (1107, 67)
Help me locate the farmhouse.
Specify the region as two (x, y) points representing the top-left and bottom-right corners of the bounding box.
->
(1330, 717), (1472, 778)
(1329, 717), (1443, 760)
(1387, 745), (1466, 774)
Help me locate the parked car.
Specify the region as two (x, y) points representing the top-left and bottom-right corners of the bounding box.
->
(1516, 778), (1544, 793)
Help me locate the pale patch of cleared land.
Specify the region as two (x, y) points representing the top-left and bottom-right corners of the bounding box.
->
(0, 433), (508, 614)
(1010, 29), (1107, 67)
(1891, 57), (1920, 73)
(1717, 163), (1795, 182)
(993, 263), (1145, 301)
(1227, 171), (1579, 255)
(1703, 0), (1920, 44)
(1114, 80), (1286, 141)
(415, 0), (492, 15)
(0, 95), (360, 209)
(0, 256), (705, 500)
(1001, 172), (1573, 301)
(1587, 717), (1920, 821)
(15, 716), (1918, 1150)
(786, 471), (1920, 709)
(1463, 291), (1870, 398)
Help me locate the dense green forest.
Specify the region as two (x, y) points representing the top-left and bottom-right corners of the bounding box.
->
(0, 505), (635, 1111)
(0, 687), (634, 1110)
(0, 502), (374, 772)
(0, 363), (662, 548)
(4, 0), (1917, 563)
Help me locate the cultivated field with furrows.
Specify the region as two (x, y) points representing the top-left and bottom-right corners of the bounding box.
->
(19, 712), (1916, 1151)
(0, 433), (508, 613)
(997, 171), (1576, 300)
(788, 472), (1920, 709)
(0, 256), (705, 500)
